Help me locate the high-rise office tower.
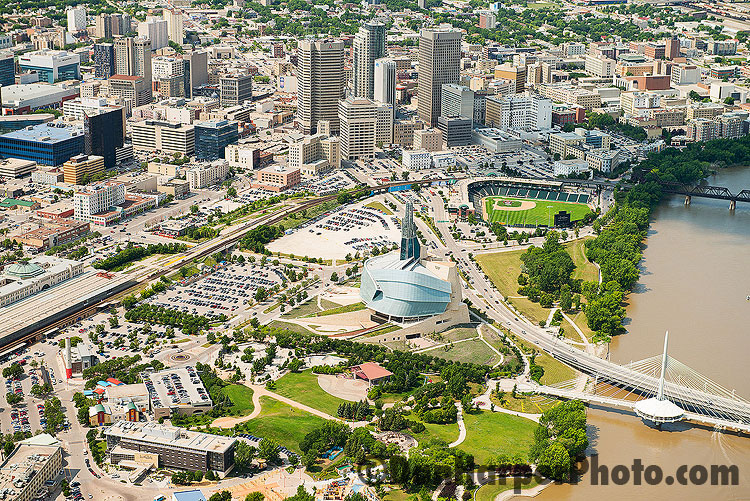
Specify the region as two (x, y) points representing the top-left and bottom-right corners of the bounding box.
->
(95, 13), (112, 39)
(93, 43), (115, 78)
(164, 9), (184, 44)
(417, 28), (461, 126)
(441, 83), (475, 125)
(84, 107), (125, 168)
(219, 74), (253, 107)
(374, 57), (397, 105)
(183, 51), (208, 98)
(338, 96), (376, 161)
(67, 7), (87, 32)
(353, 22), (386, 100)
(114, 37), (152, 102)
(0, 51), (15, 87)
(297, 39), (345, 135)
(138, 16), (168, 50)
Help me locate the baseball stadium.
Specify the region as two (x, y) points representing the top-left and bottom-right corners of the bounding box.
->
(450, 177), (596, 228)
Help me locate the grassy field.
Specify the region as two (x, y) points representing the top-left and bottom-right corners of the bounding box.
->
(475, 477), (542, 501)
(272, 369), (347, 416)
(536, 352), (578, 385)
(567, 237), (599, 283)
(492, 392), (560, 414)
(425, 338), (501, 366)
(316, 302), (365, 317)
(281, 299), (320, 319)
(223, 384), (255, 416)
(475, 250), (524, 299)
(414, 420), (460, 445)
(268, 320), (317, 335)
(430, 325), (479, 343)
(460, 410), (536, 464)
(365, 201), (393, 215)
(241, 396), (328, 453)
(484, 196), (591, 227)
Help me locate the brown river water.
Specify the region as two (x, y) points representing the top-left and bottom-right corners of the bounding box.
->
(518, 167), (750, 500)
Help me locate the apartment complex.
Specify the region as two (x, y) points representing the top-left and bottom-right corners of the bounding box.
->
(186, 161), (230, 189)
(288, 133), (340, 176)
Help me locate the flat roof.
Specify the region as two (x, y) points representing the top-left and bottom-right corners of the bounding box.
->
(0, 122), (83, 143)
(105, 421), (234, 455)
(1, 84), (77, 105)
(0, 270), (133, 342)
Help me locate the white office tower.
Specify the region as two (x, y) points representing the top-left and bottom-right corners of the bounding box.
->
(441, 83), (475, 125)
(353, 22), (386, 100)
(418, 28), (462, 126)
(339, 96), (376, 161)
(374, 57), (397, 105)
(138, 16), (168, 50)
(486, 93), (552, 131)
(297, 39), (345, 134)
(67, 7), (87, 32)
(163, 9), (184, 44)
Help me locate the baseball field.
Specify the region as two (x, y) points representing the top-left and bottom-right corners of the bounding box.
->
(483, 196), (592, 227)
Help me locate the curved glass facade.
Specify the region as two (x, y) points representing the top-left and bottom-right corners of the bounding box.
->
(360, 253), (452, 319)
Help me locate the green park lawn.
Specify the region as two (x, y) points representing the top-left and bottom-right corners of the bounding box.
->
(424, 338), (501, 366)
(223, 384), (254, 416)
(460, 410), (537, 464)
(240, 396), (328, 454)
(272, 369), (347, 416)
(365, 201), (393, 215)
(413, 420), (460, 446)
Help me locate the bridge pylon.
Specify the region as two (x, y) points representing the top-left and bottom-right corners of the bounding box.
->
(730, 200), (736, 211)
(685, 195), (691, 206)
(633, 331), (685, 425)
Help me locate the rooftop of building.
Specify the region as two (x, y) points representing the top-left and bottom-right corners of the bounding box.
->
(104, 421), (234, 454)
(0, 440), (61, 495)
(143, 366), (213, 410)
(0, 122), (84, 143)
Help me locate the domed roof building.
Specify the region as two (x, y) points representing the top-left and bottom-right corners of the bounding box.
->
(0, 256), (83, 308)
(360, 203), (468, 330)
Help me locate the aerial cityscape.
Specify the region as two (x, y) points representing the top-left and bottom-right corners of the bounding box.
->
(0, 0), (747, 499)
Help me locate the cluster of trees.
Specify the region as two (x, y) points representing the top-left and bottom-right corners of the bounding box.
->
(73, 391), (95, 425)
(517, 231), (578, 306)
(82, 355), (164, 390)
(86, 429), (106, 465)
(45, 231), (101, 257)
(44, 397), (66, 433)
(299, 422), (396, 469)
(239, 225), (284, 254)
(171, 470), (205, 485)
(529, 400), (588, 481)
(93, 242), (187, 271)
(389, 441), (475, 488)
(336, 400), (372, 421)
(184, 225), (219, 241)
(0, 431), (30, 457)
(124, 304), (219, 335)
(271, 331), (490, 400)
(2, 362), (23, 379)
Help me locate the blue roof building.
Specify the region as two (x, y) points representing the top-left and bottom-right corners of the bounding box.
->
(0, 122), (84, 166)
(172, 489), (207, 501)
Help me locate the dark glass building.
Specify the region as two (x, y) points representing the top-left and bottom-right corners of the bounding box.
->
(0, 122), (84, 166)
(194, 120), (238, 160)
(0, 51), (15, 87)
(84, 107), (125, 168)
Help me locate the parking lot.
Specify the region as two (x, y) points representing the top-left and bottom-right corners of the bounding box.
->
(0, 355), (62, 436)
(146, 262), (287, 319)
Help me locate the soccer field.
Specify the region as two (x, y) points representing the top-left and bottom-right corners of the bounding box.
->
(483, 196), (592, 227)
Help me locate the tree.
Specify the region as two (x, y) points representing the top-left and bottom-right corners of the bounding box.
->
(536, 442), (572, 481)
(258, 438), (280, 464)
(234, 441), (257, 469)
(329, 272), (339, 283)
(209, 491), (232, 501)
(6, 393), (22, 406)
(2, 363), (23, 379)
(246, 493), (265, 501)
(559, 285), (573, 312)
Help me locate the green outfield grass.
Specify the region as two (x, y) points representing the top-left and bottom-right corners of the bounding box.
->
(484, 196), (591, 227)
